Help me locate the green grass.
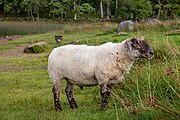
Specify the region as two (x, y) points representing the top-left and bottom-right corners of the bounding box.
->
(0, 21), (179, 120)
(0, 21), (64, 37)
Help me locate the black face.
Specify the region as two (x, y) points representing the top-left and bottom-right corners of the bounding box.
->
(130, 37), (154, 59)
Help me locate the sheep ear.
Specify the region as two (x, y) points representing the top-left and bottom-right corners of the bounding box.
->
(125, 39), (133, 51)
(130, 38), (139, 45)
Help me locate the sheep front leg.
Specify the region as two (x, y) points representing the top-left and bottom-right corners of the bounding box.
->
(52, 82), (62, 111)
(100, 83), (112, 109)
(65, 82), (78, 109)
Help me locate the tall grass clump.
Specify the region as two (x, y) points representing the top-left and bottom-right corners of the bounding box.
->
(109, 28), (180, 119)
(135, 20), (180, 33)
(64, 22), (117, 33)
(0, 21), (64, 37)
(152, 40), (180, 61)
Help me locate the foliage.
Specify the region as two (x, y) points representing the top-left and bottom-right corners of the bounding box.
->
(49, 1), (64, 18)
(0, 0), (179, 20)
(49, 0), (72, 18)
(76, 3), (95, 19)
(31, 44), (49, 53)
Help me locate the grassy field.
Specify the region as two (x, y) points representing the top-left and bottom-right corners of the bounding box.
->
(0, 21), (179, 120)
(0, 21), (64, 37)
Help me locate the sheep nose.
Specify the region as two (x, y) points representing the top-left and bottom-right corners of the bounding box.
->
(148, 51), (154, 59)
(149, 51), (154, 55)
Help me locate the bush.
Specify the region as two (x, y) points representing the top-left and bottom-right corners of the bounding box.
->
(32, 45), (44, 53)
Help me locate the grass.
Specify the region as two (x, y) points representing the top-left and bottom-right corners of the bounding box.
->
(0, 21), (180, 120)
(0, 21), (64, 37)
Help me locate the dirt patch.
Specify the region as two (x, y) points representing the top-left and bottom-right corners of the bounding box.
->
(0, 35), (23, 45)
(0, 64), (23, 72)
(0, 45), (25, 57)
(1, 44), (47, 59)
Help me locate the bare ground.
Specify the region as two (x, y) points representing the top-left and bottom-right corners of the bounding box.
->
(0, 35), (23, 45)
(0, 35), (47, 72)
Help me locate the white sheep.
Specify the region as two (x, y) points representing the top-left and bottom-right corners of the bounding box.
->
(48, 37), (154, 111)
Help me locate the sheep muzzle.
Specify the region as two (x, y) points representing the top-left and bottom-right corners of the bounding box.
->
(128, 37), (154, 59)
(137, 38), (154, 59)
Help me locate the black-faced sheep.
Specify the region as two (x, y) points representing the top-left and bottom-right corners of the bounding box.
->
(48, 37), (154, 111)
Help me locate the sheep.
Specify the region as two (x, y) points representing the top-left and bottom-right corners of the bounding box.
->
(48, 37), (154, 111)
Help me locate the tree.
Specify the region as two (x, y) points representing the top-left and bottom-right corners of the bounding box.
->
(73, 0), (81, 19)
(100, 0), (103, 18)
(0, 0), (5, 15)
(106, 0), (110, 19)
(133, 0), (152, 20)
(22, 0), (40, 20)
(151, 0), (180, 19)
(0, 0), (179, 20)
(49, 0), (64, 18)
(115, 0), (118, 18)
(77, 3), (95, 19)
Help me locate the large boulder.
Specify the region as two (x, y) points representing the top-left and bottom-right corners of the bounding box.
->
(117, 20), (134, 33)
(24, 42), (47, 53)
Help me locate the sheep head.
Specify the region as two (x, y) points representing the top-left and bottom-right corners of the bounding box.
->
(125, 37), (154, 59)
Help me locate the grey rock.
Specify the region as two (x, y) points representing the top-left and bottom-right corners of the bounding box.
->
(24, 42), (46, 53)
(117, 20), (134, 33)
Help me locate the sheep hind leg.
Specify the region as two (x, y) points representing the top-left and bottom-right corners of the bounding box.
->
(52, 79), (62, 111)
(65, 82), (78, 109)
(100, 83), (112, 110)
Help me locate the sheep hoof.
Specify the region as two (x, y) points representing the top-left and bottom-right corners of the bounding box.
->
(56, 108), (62, 112)
(100, 102), (108, 110)
(70, 106), (78, 109)
(55, 103), (62, 111)
(55, 106), (62, 112)
(70, 99), (78, 109)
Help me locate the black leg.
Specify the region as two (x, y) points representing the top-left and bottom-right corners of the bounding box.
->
(65, 82), (78, 109)
(100, 84), (112, 110)
(52, 85), (62, 111)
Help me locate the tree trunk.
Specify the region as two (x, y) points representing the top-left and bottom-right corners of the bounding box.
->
(0, 0), (5, 15)
(30, 5), (34, 20)
(157, 0), (161, 19)
(100, 0), (103, 18)
(106, 1), (110, 19)
(74, 13), (77, 20)
(128, 7), (130, 19)
(17, 0), (20, 14)
(37, 12), (39, 21)
(77, 0), (81, 6)
(115, 0), (118, 18)
(74, 0), (77, 20)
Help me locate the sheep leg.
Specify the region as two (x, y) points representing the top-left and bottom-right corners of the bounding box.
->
(100, 83), (112, 109)
(65, 82), (78, 109)
(52, 80), (62, 111)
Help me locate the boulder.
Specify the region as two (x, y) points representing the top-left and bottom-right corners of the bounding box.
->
(24, 42), (47, 53)
(117, 20), (134, 33)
